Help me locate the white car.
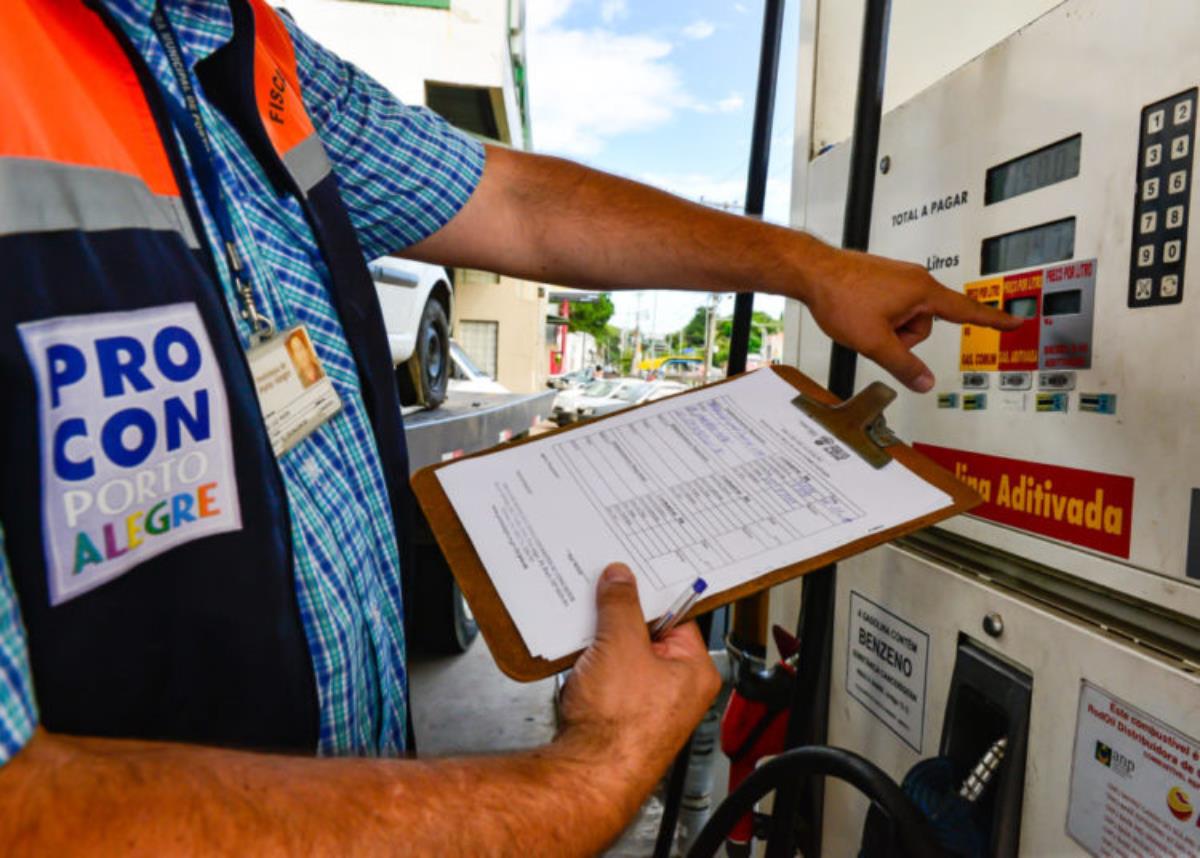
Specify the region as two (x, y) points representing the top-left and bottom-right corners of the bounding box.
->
(552, 378), (625, 425)
(369, 255), (453, 408)
(448, 341), (509, 395)
(577, 380), (688, 420)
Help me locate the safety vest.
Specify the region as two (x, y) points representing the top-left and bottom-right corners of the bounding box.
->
(1, 0), (413, 751)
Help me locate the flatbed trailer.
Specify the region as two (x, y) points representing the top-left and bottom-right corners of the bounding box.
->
(403, 389), (557, 471)
(402, 388), (557, 654)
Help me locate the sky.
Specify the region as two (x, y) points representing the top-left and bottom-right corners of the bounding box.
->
(525, 0), (799, 337)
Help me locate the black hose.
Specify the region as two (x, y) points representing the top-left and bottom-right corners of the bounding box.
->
(686, 746), (949, 858)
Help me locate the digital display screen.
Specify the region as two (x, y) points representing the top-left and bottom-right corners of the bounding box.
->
(981, 217), (1076, 275)
(1005, 296), (1039, 318)
(986, 135), (1081, 205)
(1043, 289), (1083, 316)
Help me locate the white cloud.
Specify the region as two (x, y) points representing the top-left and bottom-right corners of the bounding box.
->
(716, 93), (745, 113)
(527, 12), (748, 155)
(734, 3), (749, 13)
(529, 29), (688, 156)
(682, 19), (716, 40)
(599, 0), (627, 24)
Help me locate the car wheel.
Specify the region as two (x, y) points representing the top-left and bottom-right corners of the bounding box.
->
(398, 297), (450, 409)
(412, 564), (479, 655)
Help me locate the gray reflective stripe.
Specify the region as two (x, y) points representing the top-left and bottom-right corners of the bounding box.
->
(282, 133), (332, 195)
(0, 157), (200, 248)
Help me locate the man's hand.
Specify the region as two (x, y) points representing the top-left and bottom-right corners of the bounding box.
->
(0, 564), (718, 857)
(559, 563), (720, 796)
(795, 243), (1022, 391)
(406, 146), (1020, 393)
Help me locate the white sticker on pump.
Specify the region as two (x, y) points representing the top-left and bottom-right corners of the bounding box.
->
(845, 592), (930, 753)
(19, 304), (242, 605)
(1067, 682), (1200, 856)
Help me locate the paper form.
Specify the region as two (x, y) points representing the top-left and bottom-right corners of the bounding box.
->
(436, 368), (953, 660)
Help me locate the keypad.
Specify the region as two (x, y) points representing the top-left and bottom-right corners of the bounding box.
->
(1129, 88), (1197, 307)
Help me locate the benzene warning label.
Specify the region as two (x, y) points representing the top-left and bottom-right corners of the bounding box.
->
(1067, 682), (1200, 856)
(845, 592), (929, 753)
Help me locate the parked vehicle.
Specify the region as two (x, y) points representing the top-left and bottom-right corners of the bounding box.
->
(551, 377), (626, 425)
(577, 380), (688, 419)
(369, 255), (453, 408)
(546, 366), (597, 390)
(448, 341), (509, 395)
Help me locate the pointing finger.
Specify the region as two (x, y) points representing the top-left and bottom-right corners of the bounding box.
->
(931, 286), (1022, 331)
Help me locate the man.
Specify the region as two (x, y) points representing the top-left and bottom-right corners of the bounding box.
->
(0, 0), (1015, 853)
(286, 328), (325, 388)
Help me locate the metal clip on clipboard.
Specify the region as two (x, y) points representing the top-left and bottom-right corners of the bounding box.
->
(792, 381), (900, 469)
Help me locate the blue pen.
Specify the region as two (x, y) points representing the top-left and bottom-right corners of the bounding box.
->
(651, 577), (708, 639)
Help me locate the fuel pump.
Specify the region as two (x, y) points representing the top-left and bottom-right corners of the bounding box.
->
(785, 1), (1200, 855)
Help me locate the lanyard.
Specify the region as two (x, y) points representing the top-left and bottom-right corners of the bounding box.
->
(149, 5), (275, 343)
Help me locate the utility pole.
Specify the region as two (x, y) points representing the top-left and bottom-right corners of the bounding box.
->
(702, 293), (718, 383)
(631, 291), (644, 375)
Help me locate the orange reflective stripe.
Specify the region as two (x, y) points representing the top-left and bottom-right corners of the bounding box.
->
(1, 1), (180, 198)
(248, 0), (318, 157)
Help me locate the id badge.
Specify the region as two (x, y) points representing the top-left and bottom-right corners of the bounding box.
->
(247, 325), (343, 456)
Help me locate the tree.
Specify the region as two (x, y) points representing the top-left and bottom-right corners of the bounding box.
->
(680, 306), (709, 349)
(567, 293), (615, 339)
(709, 310), (782, 366)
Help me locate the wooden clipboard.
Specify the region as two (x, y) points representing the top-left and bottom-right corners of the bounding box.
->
(411, 365), (980, 682)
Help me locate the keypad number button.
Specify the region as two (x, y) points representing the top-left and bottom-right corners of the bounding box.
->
(1161, 274), (1180, 298)
(1172, 135), (1191, 160)
(1146, 143), (1163, 167)
(1164, 239), (1183, 263)
(1175, 100), (1193, 126)
(1169, 170), (1189, 194)
(1137, 244), (1156, 267)
(1149, 109), (1167, 133)
(1140, 211), (1159, 234)
(1144, 177), (1161, 200)
(1135, 277), (1154, 300)
(1166, 204), (1186, 229)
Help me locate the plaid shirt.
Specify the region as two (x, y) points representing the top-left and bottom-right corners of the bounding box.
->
(0, 0), (485, 763)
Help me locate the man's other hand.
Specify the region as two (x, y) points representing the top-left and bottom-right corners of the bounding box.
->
(798, 243), (1022, 392)
(558, 564), (720, 781)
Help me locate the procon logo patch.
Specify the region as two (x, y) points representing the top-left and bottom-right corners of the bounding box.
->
(18, 304), (241, 605)
(1167, 786), (1194, 822)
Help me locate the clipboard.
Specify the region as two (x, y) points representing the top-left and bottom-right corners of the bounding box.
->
(411, 365), (979, 681)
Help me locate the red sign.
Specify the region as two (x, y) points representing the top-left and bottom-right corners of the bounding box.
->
(915, 443), (1135, 559)
(998, 270), (1042, 371)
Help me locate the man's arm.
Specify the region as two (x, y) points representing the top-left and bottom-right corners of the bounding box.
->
(404, 146), (1020, 392)
(0, 565), (718, 856)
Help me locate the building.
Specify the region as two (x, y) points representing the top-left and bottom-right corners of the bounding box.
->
(279, 0), (553, 392)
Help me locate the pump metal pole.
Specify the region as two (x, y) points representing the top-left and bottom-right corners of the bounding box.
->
(726, 0), (788, 662)
(726, 0), (787, 379)
(765, 2), (892, 857)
